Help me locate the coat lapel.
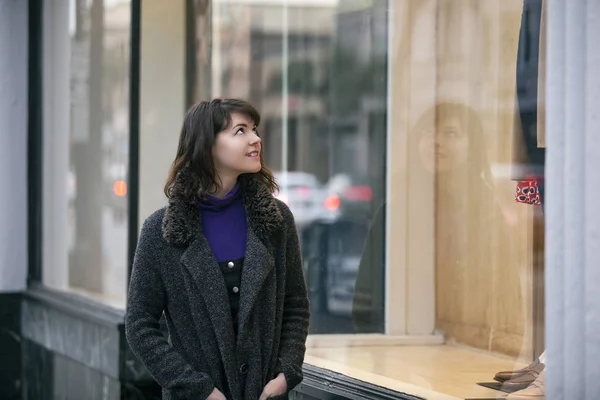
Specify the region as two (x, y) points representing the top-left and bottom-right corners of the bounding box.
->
(180, 236), (239, 394)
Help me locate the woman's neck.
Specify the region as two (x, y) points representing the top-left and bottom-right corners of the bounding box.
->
(210, 174), (239, 199)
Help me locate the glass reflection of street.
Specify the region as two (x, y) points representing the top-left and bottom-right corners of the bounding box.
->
(202, 0), (389, 335)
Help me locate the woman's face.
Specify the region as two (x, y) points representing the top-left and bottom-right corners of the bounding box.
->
(213, 112), (262, 177)
(417, 115), (469, 173)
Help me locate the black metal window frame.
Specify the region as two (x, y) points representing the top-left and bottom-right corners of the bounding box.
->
(27, 0), (43, 284)
(127, 0), (142, 282)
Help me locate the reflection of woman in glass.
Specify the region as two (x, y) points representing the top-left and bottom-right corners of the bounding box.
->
(418, 105), (486, 170)
(125, 99), (310, 400)
(352, 101), (495, 334)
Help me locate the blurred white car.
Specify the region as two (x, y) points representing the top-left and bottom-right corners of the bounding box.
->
(274, 171), (327, 231)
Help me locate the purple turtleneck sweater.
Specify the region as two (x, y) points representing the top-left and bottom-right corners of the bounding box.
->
(198, 184), (247, 262)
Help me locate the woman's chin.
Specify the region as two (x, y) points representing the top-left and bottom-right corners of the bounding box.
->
(242, 163), (262, 174)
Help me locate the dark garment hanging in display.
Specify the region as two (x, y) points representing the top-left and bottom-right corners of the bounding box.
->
(511, 0), (546, 199)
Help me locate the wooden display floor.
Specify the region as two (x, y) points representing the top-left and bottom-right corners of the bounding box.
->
(306, 344), (529, 399)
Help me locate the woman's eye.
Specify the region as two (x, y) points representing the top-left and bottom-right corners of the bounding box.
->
(236, 128), (244, 135)
(253, 129), (260, 137)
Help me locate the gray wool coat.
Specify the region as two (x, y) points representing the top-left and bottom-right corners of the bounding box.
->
(125, 170), (310, 400)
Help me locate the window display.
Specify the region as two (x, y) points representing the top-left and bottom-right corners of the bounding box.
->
(488, 0), (547, 398)
(322, 0), (548, 398)
(138, 0), (548, 398)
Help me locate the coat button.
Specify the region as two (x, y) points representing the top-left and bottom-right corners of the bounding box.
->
(232, 286), (239, 293)
(228, 261), (234, 268)
(239, 363), (249, 374)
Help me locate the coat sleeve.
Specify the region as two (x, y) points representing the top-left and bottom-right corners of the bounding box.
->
(125, 217), (214, 399)
(275, 204), (310, 391)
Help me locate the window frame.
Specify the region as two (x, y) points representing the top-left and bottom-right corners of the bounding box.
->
(30, 0), (141, 306)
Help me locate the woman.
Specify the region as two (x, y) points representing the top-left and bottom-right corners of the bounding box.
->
(125, 99), (310, 400)
(352, 101), (495, 333)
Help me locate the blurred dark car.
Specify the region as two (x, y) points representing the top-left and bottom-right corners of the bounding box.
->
(322, 173), (374, 221)
(300, 174), (377, 318)
(302, 216), (370, 317)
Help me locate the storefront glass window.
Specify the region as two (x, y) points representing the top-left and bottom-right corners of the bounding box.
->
(140, 0), (388, 335)
(42, 0), (131, 308)
(139, 0), (547, 398)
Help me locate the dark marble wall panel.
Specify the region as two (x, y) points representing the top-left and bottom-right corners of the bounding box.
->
(21, 298), (120, 379)
(0, 294), (22, 400)
(22, 339), (53, 400)
(52, 351), (120, 400)
(22, 339), (120, 400)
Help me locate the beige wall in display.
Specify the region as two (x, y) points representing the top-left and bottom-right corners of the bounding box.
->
(388, 0), (537, 358)
(387, 0), (438, 336)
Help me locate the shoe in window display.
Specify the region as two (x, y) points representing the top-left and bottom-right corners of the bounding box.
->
(501, 362), (545, 393)
(494, 358), (542, 382)
(506, 369), (545, 399)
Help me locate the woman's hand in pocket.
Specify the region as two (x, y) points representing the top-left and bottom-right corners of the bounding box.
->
(259, 373), (288, 400)
(206, 388), (227, 400)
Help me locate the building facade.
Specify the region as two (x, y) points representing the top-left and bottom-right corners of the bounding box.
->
(1, 0), (599, 399)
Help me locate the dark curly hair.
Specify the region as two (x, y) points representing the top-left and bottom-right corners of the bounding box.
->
(164, 98), (278, 199)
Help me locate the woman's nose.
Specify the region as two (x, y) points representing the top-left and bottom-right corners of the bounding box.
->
(250, 132), (261, 145)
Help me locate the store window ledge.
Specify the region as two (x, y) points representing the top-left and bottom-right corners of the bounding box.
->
(297, 363), (426, 400)
(21, 284), (125, 380)
(306, 345), (530, 400)
(307, 333), (445, 348)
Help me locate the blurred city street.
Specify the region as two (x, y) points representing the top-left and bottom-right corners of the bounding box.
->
(101, 207), (128, 307)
